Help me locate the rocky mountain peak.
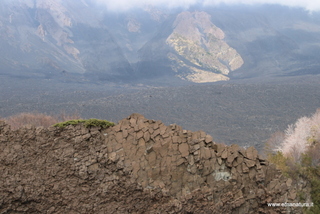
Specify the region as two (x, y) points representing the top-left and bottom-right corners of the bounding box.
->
(172, 11), (225, 42)
(36, 0), (72, 27)
(2, 2), (319, 83)
(166, 11), (244, 83)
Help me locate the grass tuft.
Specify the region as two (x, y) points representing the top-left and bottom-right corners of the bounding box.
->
(53, 118), (114, 129)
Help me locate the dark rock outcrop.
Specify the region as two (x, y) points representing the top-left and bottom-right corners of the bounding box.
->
(0, 114), (305, 213)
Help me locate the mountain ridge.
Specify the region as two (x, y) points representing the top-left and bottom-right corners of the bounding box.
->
(2, 1), (320, 83)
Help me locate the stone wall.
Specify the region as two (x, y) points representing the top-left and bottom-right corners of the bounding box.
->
(0, 113), (305, 213)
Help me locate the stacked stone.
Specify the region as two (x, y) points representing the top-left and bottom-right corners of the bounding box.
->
(0, 114), (305, 213)
(102, 113), (299, 207)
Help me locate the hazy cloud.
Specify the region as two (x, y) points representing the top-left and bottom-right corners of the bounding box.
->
(95, 0), (199, 11)
(95, 0), (320, 12)
(204, 0), (320, 11)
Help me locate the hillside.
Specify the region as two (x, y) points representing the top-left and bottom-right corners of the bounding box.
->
(1, 1), (320, 83)
(0, 0), (242, 83)
(0, 114), (306, 213)
(1, 75), (320, 151)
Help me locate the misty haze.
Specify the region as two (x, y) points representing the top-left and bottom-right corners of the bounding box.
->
(1, 0), (320, 213)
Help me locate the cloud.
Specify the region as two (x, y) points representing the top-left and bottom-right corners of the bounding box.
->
(204, 0), (320, 11)
(94, 0), (199, 11)
(94, 0), (320, 12)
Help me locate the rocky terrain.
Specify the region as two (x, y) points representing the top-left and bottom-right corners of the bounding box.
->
(2, 75), (320, 151)
(0, 0), (132, 81)
(1, 1), (320, 83)
(0, 113), (309, 213)
(0, 0), (242, 83)
(167, 11), (243, 82)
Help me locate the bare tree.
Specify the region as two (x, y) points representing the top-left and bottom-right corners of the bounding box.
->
(264, 131), (285, 157)
(281, 117), (312, 160)
(3, 111), (81, 130)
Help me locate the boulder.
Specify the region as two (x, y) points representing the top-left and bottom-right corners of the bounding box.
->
(179, 143), (189, 157)
(245, 146), (258, 160)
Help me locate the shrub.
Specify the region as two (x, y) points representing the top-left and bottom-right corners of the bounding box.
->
(267, 151), (291, 176)
(301, 149), (320, 214)
(265, 108), (320, 213)
(263, 131), (285, 156)
(307, 178), (320, 214)
(57, 110), (81, 122)
(53, 118), (114, 129)
(282, 117), (312, 162)
(53, 119), (86, 128)
(265, 109), (320, 164)
(303, 143), (320, 168)
(5, 113), (59, 129)
(83, 118), (115, 128)
(2, 112), (115, 130)
(3, 112), (81, 130)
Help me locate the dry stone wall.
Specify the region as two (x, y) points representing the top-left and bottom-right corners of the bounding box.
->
(0, 113), (305, 213)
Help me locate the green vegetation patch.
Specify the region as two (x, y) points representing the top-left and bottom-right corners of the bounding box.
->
(266, 147), (320, 213)
(53, 118), (115, 129)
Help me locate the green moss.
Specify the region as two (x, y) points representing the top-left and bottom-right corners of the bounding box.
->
(53, 118), (115, 129)
(83, 118), (115, 128)
(53, 119), (85, 127)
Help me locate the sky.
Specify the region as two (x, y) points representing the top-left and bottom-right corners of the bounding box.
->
(95, 0), (320, 12)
